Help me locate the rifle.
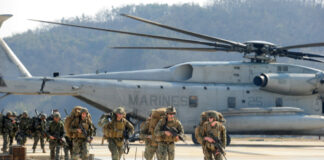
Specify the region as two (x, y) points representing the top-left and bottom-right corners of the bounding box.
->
(79, 123), (93, 149)
(209, 134), (227, 160)
(52, 133), (65, 146)
(64, 109), (68, 116)
(164, 126), (186, 142)
(123, 128), (130, 154)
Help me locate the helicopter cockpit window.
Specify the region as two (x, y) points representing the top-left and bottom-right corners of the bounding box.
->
(276, 97), (283, 107)
(189, 96), (198, 108)
(228, 97), (236, 108)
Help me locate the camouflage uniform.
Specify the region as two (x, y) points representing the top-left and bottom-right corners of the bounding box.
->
(196, 111), (226, 160)
(63, 136), (73, 160)
(201, 112), (226, 160)
(140, 117), (158, 160)
(103, 107), (134, 160)
(2, 112), (18, 153)
(32, 113), (47, 153)
(70, 108), (95, 160)
(154, 106), (184, 160)
(16, 111), (31, 146)
(47, 113), (64, 160)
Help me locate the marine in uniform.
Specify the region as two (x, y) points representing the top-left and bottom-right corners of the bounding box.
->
(32, 113), (47, 153)
(201, 112), (226, 160)
(2, 111), (18, 153)
(154, 106), (184, 160)
(140, 113), (158, 160)
(47, 112), (65, 160)
(70, 108), (95, 160)
(103, 107), (134, 160)
(16, 111), (31, 146)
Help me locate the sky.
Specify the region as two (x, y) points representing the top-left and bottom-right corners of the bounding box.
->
(0, 0), (210, 38)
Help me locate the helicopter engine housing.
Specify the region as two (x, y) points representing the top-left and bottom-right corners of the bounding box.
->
(253, 73), (318, 95)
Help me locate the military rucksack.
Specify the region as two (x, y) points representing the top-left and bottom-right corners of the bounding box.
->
(148, 107), (167, 136)
(195, 111), (210, 144)
(64, 106), (83, 138)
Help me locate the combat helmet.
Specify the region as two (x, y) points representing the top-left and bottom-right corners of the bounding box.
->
(53, 112), (61, 118)
(166, 106), (176, 114)
(207, 111), (218, 121)
(40, 113), (47, 119)
(114, 107), (126, 115)
(22, 111), (28, 117)
(6, 111), (12, 117)
(80, 108), (88, 115)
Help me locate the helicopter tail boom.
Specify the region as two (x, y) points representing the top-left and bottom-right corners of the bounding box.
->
(0, 14), (32, 78)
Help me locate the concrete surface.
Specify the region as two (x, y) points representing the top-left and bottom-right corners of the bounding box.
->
(1, 136), (324, 160)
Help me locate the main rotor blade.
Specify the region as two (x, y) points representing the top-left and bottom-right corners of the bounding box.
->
(121, 13), (246, 48)
(112, 47), (236, 52)
(286, 51), (324, 58)
(280, 42), (324, 50)
(301, 57), (324, 63)
(29, 19), (228, 47)
(286, 54), (324, 63)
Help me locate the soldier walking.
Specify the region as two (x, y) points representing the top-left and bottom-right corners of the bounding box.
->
(47, 112), (64, 160)
(103, 107), (134, 160)
(154, 106), (184, 160)
(32, 113), (47, 153)
(2, 111), (18, 153)
(201, 112), (227, 160)
(70, 108), (95, 160)
(16, 111), (31, 146)
(140, 113), (157, 160)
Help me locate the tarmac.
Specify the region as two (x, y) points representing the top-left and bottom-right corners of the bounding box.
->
(2, 136), (324, 160)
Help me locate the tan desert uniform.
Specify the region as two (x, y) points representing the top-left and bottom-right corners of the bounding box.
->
(140, 117), (158, 160)
(196, 111), (226, 160)
(103, 107), (134, 160)
(154, 107), (184, 160)
(201, 112), (226, 160)
(70, 109), (95, 160)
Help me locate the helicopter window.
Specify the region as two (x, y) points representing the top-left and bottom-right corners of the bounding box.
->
(228, 97), (236, 108)
(276, 97), (283, 107)
(0, 76), (6, 87)
(277, 66), (288, 72)
(189, 96), (198, 108)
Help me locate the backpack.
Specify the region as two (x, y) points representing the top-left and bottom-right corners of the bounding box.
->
(195, 111), (209, 144)
(64, 106), (83, 138)
(148, 107), (167, 136)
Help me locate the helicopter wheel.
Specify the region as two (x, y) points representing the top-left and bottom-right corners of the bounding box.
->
(226, 133), (231, 146)
(191, 133), (199, 145)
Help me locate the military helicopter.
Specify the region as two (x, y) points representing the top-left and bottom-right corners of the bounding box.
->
(1, 13), (324, 144)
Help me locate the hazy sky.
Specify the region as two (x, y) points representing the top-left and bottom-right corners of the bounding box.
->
(0, 0), (210, 37)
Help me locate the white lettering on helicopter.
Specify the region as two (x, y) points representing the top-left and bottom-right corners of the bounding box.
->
(128, 94), (188, 107)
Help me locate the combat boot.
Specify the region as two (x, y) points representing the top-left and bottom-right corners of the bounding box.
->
(42, 148), (46, 153)
(33, 149), (35, 153)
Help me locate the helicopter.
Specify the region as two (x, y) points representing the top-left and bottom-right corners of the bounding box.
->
(1, 13), (324, 144)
